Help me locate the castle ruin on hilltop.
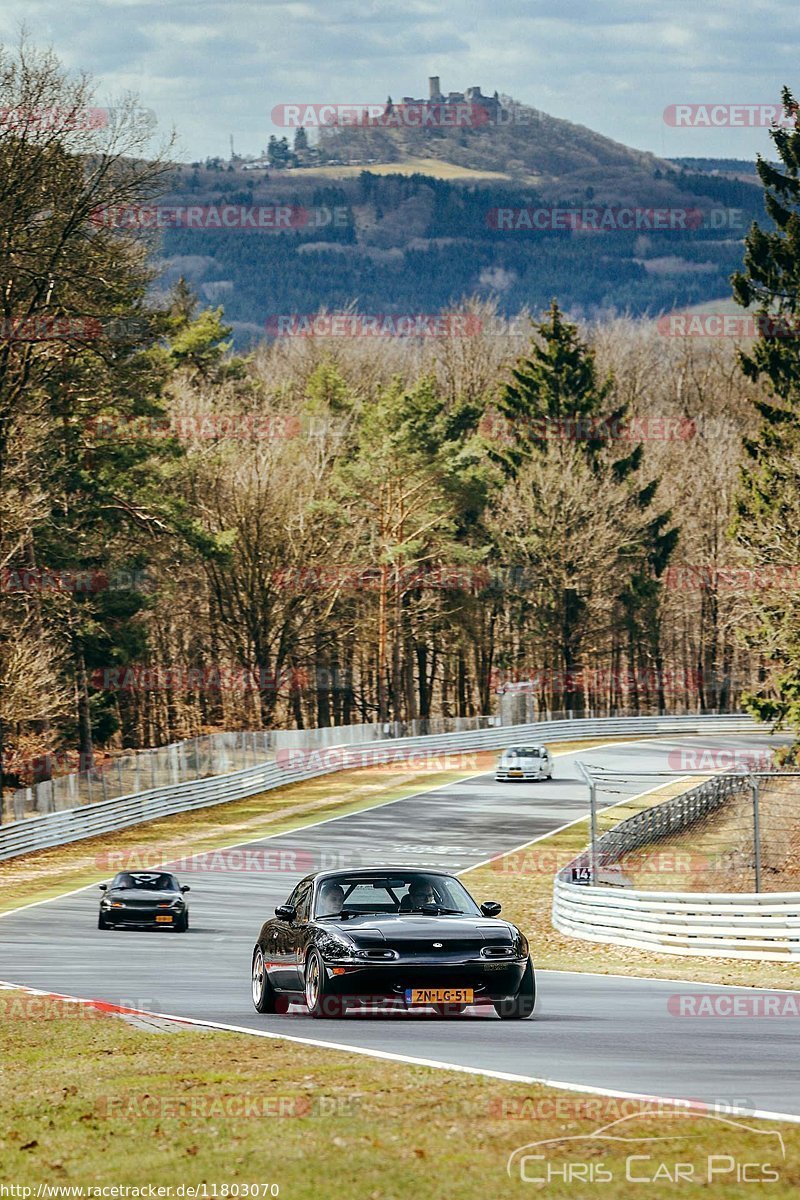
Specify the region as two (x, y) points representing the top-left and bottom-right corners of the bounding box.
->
(390, 77), (504, 124)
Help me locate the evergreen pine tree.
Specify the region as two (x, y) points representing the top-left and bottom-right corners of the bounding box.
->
(731, 87), (800, 754)
(293, 127), (309, 154)
(493, 300), (641, 480)
(490, 301), (676, 711)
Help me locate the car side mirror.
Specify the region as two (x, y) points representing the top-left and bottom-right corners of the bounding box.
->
(481, 901), (502, 917)
(99, 884), (107, 892)
(275, 904), (297, 921)
(181, 885), (190, 893)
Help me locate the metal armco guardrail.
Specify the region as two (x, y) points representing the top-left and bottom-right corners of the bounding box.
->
(0, 713), (757, 862)
(5, 716), (503, 822)
(553, 768), (800, 962)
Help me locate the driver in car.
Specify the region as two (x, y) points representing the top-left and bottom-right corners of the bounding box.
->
(317, 880), (345, 916)
(402, 879), (437, 911)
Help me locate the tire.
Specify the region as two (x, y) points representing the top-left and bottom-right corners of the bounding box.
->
(175, 912), (189, 932)
(494, 958), (536, 1020)
(98, 913), (110, 930)
(251, 945), (280, 1014)
(433, 1003), (467, 1017)
(304, 949), (344, 1018)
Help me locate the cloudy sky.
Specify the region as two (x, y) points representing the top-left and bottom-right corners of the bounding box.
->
(4, 0), (797, 162)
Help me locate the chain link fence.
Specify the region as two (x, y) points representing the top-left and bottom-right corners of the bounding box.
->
(629, 772), (800, 893)
(2, 705), (765, 829)
(573, 767), (800, 894)
(2, 715), (504, 825)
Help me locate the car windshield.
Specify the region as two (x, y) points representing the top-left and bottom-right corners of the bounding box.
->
(111, 872), (179, 891)
(313, 873), (481, 918)
(506, 747), (541, 757)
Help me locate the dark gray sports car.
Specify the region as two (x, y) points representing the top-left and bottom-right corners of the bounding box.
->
(98, 871), (191, 931)
(251, 867), (535, 1018)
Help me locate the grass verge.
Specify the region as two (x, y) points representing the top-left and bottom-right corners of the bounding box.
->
(291, 155), (513, 180)
(1, 990), (797, 1196)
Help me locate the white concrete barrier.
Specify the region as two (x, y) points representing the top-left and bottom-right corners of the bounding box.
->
(553, 878), (800, 961)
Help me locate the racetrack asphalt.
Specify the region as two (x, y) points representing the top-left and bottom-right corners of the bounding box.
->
(2, 734), (798, 1118)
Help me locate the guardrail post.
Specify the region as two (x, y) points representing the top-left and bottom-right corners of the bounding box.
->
(576, 760), (598, 882)
(589, 778), (598, 881)
(752, 775), (762, 894)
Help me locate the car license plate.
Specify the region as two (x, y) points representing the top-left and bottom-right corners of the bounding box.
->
(405, 988), (473, 1005)
(155, 915), (173, 923)
(509, 770), (522, 776)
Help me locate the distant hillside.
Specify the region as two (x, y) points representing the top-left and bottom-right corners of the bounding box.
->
(315, 92), (672, 204)
(667, 157), (779, 177)
(154, 104), (768, 344)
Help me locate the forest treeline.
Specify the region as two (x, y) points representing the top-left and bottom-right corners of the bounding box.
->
(158, 162), (763, 340)
(2, 43), (799, 791)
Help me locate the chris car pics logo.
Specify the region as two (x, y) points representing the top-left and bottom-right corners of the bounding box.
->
(506, 1111), (785, 1185)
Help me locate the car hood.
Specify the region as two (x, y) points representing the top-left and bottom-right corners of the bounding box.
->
(319, 914), (515, 943)
(107, 889), (182, 902)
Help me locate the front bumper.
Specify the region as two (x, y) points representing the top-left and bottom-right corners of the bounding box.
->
(102, 907), (183, 926)
(318, 958), (528, 1002)
(495, 770), (547, 781)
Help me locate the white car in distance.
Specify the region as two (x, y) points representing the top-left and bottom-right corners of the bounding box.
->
(495, 745), (554, 782)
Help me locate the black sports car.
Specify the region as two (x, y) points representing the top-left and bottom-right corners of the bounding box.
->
(251, 868), (535, 1019)
(98, 871), (191, 931)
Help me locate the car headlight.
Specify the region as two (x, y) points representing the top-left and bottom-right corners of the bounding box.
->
(100, 899), (111, 908)
(317, 931), (357, 961)
(169, 898), (185, 908)
(511, 931), (529, 959)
